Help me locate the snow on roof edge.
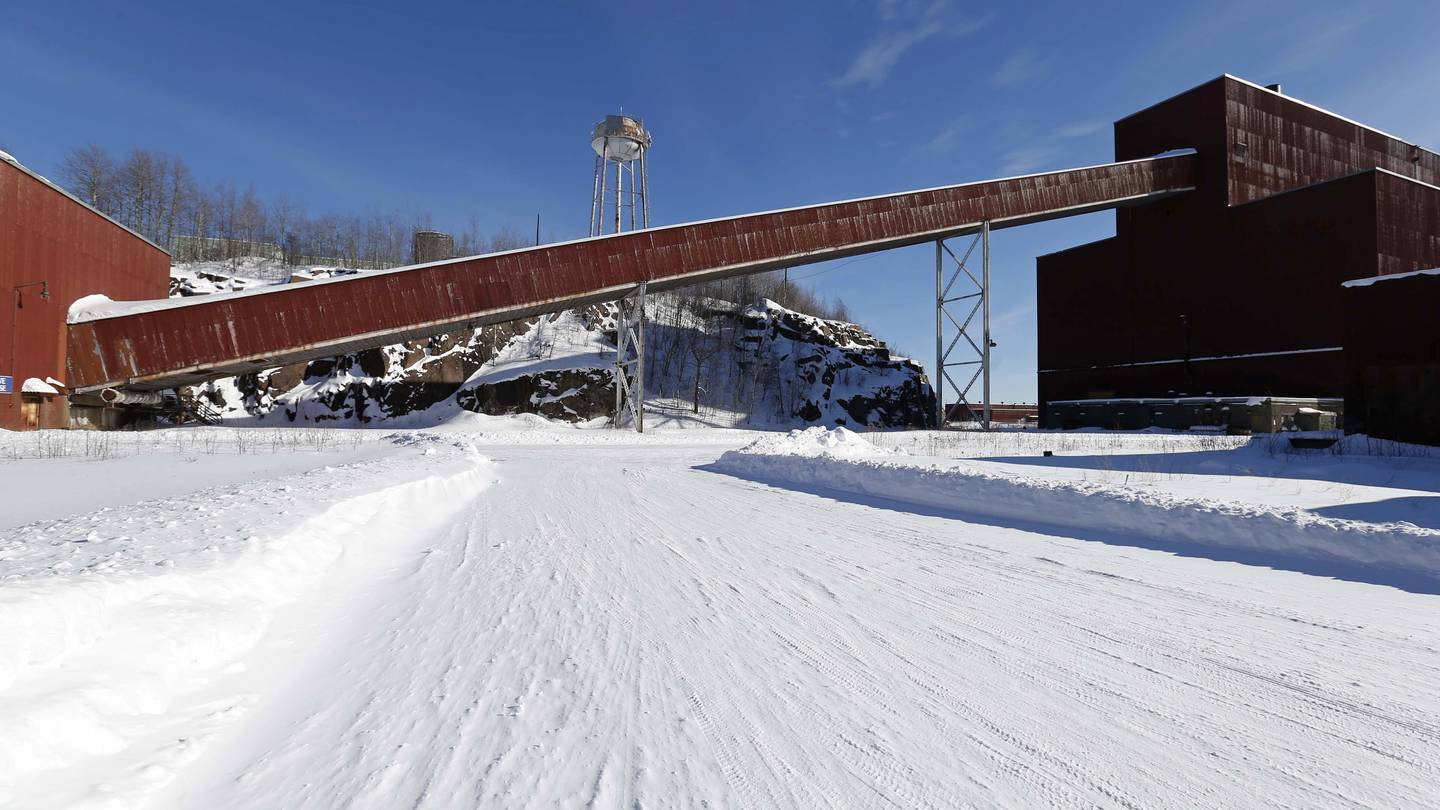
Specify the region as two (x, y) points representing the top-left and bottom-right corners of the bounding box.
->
(1343, 267), (1440, 288)
(21, 377), (60, 395)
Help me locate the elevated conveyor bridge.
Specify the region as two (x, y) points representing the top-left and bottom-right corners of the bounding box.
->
(67, 153), (1197, 397)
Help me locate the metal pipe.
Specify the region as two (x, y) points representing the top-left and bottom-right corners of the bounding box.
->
(597, 141), (609, 236)
(628, 162), (637, 232)
(615, 151), (623, 235)
(100, 388), (170, 406)
(589, 154), (602, 237)
(639, 150), (650, 228)
(982, 220), (991, 431)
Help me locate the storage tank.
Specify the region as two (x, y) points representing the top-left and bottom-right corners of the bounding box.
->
(589, 115), (652, 236)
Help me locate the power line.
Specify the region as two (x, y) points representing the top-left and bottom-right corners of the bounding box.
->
(786, 251), (886, 283)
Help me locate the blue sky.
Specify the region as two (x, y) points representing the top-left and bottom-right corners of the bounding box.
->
(3, 0), (1437, 402)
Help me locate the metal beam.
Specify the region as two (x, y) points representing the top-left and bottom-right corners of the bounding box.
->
(935, 222), (992, 430)
(613, 282), (646, 432)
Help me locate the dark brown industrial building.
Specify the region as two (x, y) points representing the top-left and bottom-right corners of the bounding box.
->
(1038, 75), (1440, 428)
(1343, 269), (1440, 445)
(0, 152), (170, 430)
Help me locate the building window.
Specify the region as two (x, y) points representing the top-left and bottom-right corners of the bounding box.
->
(1233, 141), (1249, 164)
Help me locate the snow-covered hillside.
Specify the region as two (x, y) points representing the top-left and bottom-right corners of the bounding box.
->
(177, 261), (933, 428)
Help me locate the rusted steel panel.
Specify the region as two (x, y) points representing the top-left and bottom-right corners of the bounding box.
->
(67, 154), (1196, 391)
(1224, 77), (1440, 206)
(0, 156), (169, 429)
(1375, 172), (1440, 275)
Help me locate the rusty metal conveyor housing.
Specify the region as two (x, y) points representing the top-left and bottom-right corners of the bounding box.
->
(67, 153), (1196, 392)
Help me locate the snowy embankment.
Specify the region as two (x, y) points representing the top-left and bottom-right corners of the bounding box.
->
(0, 434), (492, 809)
(714, 428), (1440, 581)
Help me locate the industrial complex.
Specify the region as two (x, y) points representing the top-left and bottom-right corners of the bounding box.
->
(1, 75), (1436, 441)
(1038, 75), (1439, 438)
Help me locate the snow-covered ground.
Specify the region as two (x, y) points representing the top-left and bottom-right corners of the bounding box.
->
(2, 422), (1439, 808)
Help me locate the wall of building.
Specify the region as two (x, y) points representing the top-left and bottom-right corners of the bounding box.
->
(0, 155), (170, 430)
(1344, 270), (1440, 445)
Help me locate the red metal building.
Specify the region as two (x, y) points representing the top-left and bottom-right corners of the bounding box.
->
(0, 152), (169, 430)
(1038, 75), (1440, 425)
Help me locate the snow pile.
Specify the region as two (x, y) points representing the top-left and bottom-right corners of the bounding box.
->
(0, 437), (492, 807)
(66, 293), (117, 322)
(715, 429), (1440, 579)
(734, 426), (896, 460)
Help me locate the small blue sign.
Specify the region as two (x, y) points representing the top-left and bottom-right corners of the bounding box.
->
(0, 376), (11, 395)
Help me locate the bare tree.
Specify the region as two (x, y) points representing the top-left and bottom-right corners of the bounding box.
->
(59, 144), (116, 212)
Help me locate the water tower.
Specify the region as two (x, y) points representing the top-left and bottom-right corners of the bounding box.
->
(589, 115), (652, 236)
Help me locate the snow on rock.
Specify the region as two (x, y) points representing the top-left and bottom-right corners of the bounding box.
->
(735, 300), (932, 428)
(169, 265), (274, 297)
(715, 432), (1440, 581)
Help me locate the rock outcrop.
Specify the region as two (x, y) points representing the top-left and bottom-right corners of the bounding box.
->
(184, 266), (935, 428)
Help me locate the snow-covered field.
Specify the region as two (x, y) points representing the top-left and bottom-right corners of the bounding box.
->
(2, 421), (1439, 808)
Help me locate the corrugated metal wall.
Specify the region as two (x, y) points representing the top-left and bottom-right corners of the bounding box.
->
(0, 157), (169, 430)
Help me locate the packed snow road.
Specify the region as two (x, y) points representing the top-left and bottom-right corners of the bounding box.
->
(145, 438), (1440, 809)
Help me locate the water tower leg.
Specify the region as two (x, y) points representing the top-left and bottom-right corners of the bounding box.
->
(590, 154), (603, 237)
(639, 151), (650, 228)
(597, 149), (609, 237)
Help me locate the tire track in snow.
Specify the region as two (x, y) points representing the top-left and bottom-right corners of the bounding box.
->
(158, 442), (1440, 809)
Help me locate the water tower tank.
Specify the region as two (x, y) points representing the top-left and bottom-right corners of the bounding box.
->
(591, 115), (651, 163)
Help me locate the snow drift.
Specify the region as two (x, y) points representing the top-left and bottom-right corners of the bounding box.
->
(714, 428), (1440, 580)
(0, 440), (493, 808)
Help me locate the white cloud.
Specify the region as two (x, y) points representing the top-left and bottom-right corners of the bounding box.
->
(1000, 145), (1060, 175)
(830, 2), (986, 91)
(991, 48), (1050, 87)
(910, 117), (971, 158)
(1054, 120), (1106, 139)
(830, 21), (944, 89)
